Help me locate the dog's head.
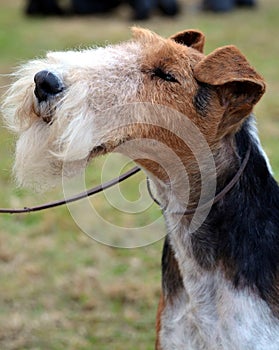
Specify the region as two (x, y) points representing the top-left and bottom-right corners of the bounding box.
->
(2, 28), (265, 190)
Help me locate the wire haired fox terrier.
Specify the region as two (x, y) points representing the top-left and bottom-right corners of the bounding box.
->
(2, 28), (279, 349)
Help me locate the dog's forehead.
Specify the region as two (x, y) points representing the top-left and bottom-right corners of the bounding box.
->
(44, 35), (201, 73)
(46, 41), (141, 68)
(142, 40), (201, 69)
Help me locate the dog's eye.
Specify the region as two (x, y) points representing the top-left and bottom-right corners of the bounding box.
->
(152, 68), (179, 83)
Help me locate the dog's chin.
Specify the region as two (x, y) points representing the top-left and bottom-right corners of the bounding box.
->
(88, 136), (131, 161)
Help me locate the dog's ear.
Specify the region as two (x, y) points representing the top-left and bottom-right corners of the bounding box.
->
(170, 30), (205, 53)
(132, 27), (162, 43)
(194, 45), (266, 124)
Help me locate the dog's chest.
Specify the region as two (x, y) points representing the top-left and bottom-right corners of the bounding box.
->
(159, 253), (279, 350)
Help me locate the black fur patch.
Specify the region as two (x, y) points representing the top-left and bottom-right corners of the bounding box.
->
(162, 236), (184, 299)
(191, 117), (279, 308)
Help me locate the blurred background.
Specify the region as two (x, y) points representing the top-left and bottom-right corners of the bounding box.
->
(0, 0), (278, 349)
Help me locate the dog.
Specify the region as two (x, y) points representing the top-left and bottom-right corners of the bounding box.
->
(2, 28), (279, 349)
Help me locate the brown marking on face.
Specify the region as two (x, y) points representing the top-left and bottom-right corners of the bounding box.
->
(123, 31), (218, 190)
(124, 29), (266, 187)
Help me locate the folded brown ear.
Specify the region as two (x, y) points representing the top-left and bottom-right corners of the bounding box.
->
(194, 45), (266, 105)
(170, 30), (205, 53)
(194, 45), (266, 137)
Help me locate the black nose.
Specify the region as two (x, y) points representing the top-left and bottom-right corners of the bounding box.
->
(34, 70), (64, 102)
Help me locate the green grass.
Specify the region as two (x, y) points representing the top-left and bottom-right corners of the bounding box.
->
(0, 0), (279, 349)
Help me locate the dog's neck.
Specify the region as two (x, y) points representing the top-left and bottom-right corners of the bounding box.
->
(147, 116), (279, 313)
(151, 116), (279, 349)
(144, 126), (242, 220)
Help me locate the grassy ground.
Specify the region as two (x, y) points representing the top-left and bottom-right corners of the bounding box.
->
(0, 0), (279, 349)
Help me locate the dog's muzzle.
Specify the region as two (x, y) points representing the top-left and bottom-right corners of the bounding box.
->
(34, 70), (64, 103)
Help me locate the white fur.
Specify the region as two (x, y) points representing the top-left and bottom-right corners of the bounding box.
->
(159, 266), (279, 350)
(158, 213), (279, 350)
(2, 41), (142, 189)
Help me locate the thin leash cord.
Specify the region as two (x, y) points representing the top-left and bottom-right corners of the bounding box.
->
(0, 144), (251, 215)
(146, 144), (252, 216)
(0, 166), (141, 214)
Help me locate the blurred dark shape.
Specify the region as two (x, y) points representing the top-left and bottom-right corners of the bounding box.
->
(236, 0), (256, 7)
(203, 0), (234, 12)
(26, 0), (64, 15)
(128, 0), (152, 20)
(159, 0), (180, 16)
(129, 0), (180, 20)
(72, 0), (121, 14)
(25, 0), (180, 19)
(203, 0), (256, 12)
